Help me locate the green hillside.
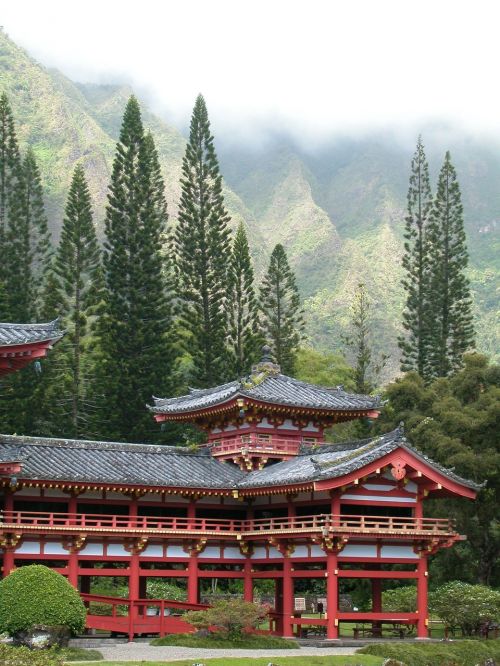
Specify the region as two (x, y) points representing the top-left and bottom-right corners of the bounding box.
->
(0, 28), (498, 376)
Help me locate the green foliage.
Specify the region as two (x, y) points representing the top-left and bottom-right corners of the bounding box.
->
(94, 97), (176, 441)
(228, 222), (261, 376)
(259, 243), (304, 374)
(0, 565), (86, 635)
(426, 152), (475, 378)
(382, 586), (417, 613)
(342, 282), (388, 393)
(146, 579), (186, 601)
(150, 632), (294, 648)
(359, 639), (500, 666)
(174, 94), (231, 387)
(0, 645), (63, 666)
(429, 582), (500, 636)
(184, 599), (269, 639)
(377, 354), (500, 586)
(399, 136), (433, 378)
(295, 347), (355, 389)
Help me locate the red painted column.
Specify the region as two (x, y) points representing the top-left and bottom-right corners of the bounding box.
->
(326, 551), (339, 639)
(129, 549), (140, 639)
(187, 552), (199, 604)
(371, 578), (382, 636)
(2, 492), (15, 577)
(187, 499), (196, 529)
(416, 555), (429, 638)
(243, 557), (253, 602)
(129, 496), (138, 526)
(67, 549), (79, 588)
(415, 493), (424, 529)
(331, 491), (341, 528)
(282, 555), (294, 638)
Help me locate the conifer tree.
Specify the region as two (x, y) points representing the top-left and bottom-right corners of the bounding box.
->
(94, 97), (175, 442)
(6, 148), (52, 321)
(259, 243), (304, 374)
(44, 164), (101, 437)
(228, 222), (261, 376)
(0, 93), (21, 320)
(173, 95), (231, 387)
(426, 152), (475, 377)
(342, 282), (388, 393)
(399, 136), (433, 378)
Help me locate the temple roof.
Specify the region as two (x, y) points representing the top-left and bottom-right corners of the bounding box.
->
(151, 374), (381, 417)
(0, 320), (63, 347)
(0, 429), (479, 494)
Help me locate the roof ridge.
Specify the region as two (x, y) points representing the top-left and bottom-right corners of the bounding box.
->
(0, 319), (60, 330)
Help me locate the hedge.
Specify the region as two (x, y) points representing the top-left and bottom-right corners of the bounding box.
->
(0, 565), (86, 635)
(0, 644), (64, 666)
(358, 639), (500, 666)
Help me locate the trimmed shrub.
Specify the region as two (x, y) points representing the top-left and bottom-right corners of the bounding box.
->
(0, 565), (86, 638)
(359, 639), (500, 666)
(0, 644), (64, 665)
(184, 599), (269, 639)
(383, 586), (417, 612)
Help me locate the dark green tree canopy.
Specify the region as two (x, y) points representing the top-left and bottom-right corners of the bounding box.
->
(173, 94), (231, 387)
(426, 151), (475, 378)
(399, 136), (433, 378)
(95, 96), (175, 441)
(228, 222), (261, 377)
(259, 243), (304, 374)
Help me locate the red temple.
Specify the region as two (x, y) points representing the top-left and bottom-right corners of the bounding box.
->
(0, 320), (63, 376)
(0, 347), (478, 641)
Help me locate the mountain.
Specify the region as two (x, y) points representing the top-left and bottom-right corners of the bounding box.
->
(0, 29), (498, 377)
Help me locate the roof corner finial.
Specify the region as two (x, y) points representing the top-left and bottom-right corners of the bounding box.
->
(260, 344), (274, 363)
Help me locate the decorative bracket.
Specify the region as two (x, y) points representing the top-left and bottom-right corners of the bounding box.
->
(312, 534), (348, 554)
(238, 541), (254, 557)
(269, 537), (295, 557)
(61, 534), (87, 553)
(183, 539), (207, 556)
(124, 536), (149, 554)
(0, 532), (22, 550)
(390, 457), (407, 481)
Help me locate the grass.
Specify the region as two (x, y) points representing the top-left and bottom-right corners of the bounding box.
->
(58, 647), (104, 661)
(70, 658), (383, 666)
(150, 633), (295, 649)
(359, 639), (500, 666)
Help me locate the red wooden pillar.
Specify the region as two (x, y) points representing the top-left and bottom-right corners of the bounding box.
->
(416, 555), (429, 639)
(371, 577), (382, 636)
(331, 490), (341, 528)
(326, 550), (339, 639)
(129, 496), (138, 525)
(2, 492), (15, 577)
(187, 499), (196, 529)
(128, 550), (140, 639)
(415, 492), (424, 529)
(243, 557), (253, 602)
(187, 552), (199, 604)
(67, 549), (79, 588)
(282, 555), (294, 638)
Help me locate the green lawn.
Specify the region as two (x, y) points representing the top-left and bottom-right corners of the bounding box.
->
(71, 658), (383, 666)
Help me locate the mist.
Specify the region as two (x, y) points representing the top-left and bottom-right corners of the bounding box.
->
(2, 0), (500, 147)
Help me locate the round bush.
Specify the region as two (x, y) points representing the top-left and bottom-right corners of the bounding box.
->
(0, 565), (86, 636)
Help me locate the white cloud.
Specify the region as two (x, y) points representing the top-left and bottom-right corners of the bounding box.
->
(2, 0), (500, 141)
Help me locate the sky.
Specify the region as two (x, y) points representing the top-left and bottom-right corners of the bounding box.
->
(2, 0), (500, 144)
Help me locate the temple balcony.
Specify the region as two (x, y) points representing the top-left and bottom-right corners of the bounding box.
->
(209, 433), (317, 462)
(0, 509), (458, 542)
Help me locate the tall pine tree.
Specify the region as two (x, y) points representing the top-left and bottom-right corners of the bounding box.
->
(0, 93), (21, 320)
(228, 222), (261, 376)
(43, 164), (101, 437)
(426, 152), (475, 377)
(6, 147), (52, 321)
(94, 97), (175, 442)
(399, 136), (433, 378)
(173, 95), (231, 387)
(259, 243), (304, 374)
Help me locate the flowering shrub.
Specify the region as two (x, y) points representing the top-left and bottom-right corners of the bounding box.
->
(429, 581), (500, 636)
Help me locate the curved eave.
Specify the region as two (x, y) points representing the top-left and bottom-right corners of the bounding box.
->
(152, 395), (380, 423)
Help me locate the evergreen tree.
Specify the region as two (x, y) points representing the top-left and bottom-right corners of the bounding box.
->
(94, 97), (175, 442)
(44, 165), (101, 437)
(399, 136), (433, 378)
(6, 148), (51, 321)
(228, 223), (261, 376)
(173, 95), (231, 387)
(426, 152), (475, 377)
(342, 282), (388, 393)
(259, 243), (304, 374)
(0, 93), (21, 320)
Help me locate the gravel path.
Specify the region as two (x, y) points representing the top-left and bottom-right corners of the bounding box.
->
(98, 641), (358, 661)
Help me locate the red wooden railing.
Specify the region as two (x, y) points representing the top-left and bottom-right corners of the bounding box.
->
(0, 510), (455, 536)
(81, 593), (209, 640)
(210, 434), (305, 456)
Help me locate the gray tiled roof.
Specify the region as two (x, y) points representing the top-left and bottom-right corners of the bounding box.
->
(151, 375), (380, 415)
(0, 320), (63, 347)
(0, 430), (479, 492)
